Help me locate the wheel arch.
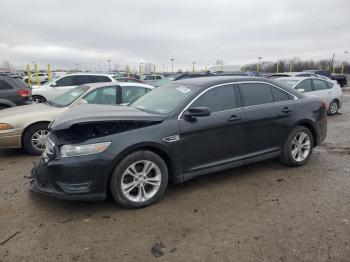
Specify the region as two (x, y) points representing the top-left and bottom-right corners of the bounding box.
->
(294, 120), (318, 147)
(108, 142), (176, 186)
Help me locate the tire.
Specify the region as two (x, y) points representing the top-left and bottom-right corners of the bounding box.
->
(110, 150), (168, 208)
(22, 123), (49, 155)
(279, 126), (314, 167)
(327, 100), (339, 115)
(32, 95), (46, 103)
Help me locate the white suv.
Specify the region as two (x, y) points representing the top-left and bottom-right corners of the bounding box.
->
(31, 73), (116, 103)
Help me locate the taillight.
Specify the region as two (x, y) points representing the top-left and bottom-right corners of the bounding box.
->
(321, 100), (327, 110)
(17, 90), (30, 98)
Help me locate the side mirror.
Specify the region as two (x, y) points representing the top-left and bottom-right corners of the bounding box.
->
(51, 82), (57, 87)
(183, 107), (210, 120)
(296, 88), (305, 93)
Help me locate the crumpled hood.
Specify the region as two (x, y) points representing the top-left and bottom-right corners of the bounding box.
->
(50, 104), (165, 130)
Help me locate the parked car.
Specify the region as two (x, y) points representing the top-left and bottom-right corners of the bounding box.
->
(114, 77), (145, 83)
(24, 73), (49, 84)
(0, 82), (153, 155)
(31, 73), (116, 103)
(303, 70), (348, 87)
(0, 75), (32, 109)
(275, 77), (343, 115)
(143, 74), (165, 84)
(30, 76), (327, 208)
(153, 73), (211, 87)
(268, 72), (321, 79)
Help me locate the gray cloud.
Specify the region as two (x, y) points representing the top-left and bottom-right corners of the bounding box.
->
(0, 0), (349, 71)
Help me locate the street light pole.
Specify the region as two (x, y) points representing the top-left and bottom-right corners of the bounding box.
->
(192, 62), (196, 73)
(107, 59), (111, 73)
(258, 57), (262, 72)
(170, 58), (175, 73)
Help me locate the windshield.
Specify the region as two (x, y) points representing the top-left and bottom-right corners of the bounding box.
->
(276, 78), (299, 88)
(48, 85), (89, 107)
(130, 83), (196, 114)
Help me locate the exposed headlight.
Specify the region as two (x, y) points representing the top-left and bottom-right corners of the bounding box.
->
(60, 142), (111, 158)
(0, 123), (13, 130)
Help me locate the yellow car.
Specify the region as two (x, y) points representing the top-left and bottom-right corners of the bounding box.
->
(0, 82), (153, 155)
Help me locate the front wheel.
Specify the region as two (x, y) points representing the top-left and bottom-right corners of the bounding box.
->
(280, 126), (313, 167)
(110, 150), (168, 208)
(22, 123), (49, 155)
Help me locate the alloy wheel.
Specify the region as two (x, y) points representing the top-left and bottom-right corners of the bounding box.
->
(31, 130), (49, 151)
(329, 101), (338, 115)
(291, 131), (311, 162)
(121, 160), (161, 202)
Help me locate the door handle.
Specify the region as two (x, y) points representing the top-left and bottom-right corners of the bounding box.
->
(281, 107), (293, 113)
(228, 115), (242, 122)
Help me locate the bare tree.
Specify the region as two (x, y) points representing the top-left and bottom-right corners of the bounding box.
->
(1, 59), (14, 70)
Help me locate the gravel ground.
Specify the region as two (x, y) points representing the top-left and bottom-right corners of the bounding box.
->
(0, 91), (349, 262)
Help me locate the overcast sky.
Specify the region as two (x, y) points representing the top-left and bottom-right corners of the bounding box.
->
(0, 0), (349, 71)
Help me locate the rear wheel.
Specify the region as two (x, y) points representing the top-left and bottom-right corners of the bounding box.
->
(32, 95), (46, 103)
(328, 100), (339, 115)
(280, 126), (313, 167)
(22, 123), (49, 155)
(110, 150), (168, 208)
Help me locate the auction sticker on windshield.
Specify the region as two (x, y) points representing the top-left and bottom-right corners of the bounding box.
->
(71, 92), (80, 97)
(176, 86), (191, 93)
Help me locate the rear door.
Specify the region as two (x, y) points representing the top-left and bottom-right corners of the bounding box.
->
(178, 84), (245, 172)
(239, 82), (295, 155)
(311, 78), (332, 104)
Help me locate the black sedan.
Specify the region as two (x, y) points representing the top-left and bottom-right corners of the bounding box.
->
(30, 77), (327, 208)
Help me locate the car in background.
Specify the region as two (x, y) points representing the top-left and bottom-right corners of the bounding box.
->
(30, 76), (327, 208)
(0, 82), (153, 155)
(143, 74), (165, 84)
(153, 73), (212, 87)
(0, 75), (32, 110)
(275, 77), (343, 115)
(303, 70), (347, 87)
(24, 73), (49, 84)
(114, 77), (145, 83)
(31, 73), (116, 103)
(268, 72), (322, 79)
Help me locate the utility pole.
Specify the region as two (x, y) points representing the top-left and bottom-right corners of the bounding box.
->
(170, 58), (175, 73)
(331, 53), (335, 73)
(192, 62), (196, 73)
(258, 57), (262, 72)
(107, 59), (111, 73)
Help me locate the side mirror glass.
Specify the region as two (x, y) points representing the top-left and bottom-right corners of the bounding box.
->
(296, 88), (305, 93)
(183, 107), (210, 120)
(51, 82), (57, 87)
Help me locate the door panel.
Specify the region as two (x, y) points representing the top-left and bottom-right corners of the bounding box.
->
(178, 84), (245, 172)
(179, 109), (245, 172)
(239, 82), (295, 155)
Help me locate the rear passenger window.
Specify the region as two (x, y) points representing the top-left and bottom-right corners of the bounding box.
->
(0, 79), (13, 90)
(271, 87), (290, 102)
(326, 82), (334, 89)
(313, 79), (328, 91)
(191, 84), (236, 113)
(240, 83), (274, 106)
(296, 80), (313, 92)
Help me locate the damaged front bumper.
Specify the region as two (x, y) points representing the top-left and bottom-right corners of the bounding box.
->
(29, 155), (112, 201)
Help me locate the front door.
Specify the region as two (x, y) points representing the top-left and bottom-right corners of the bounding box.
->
(178, 84), (245, 173)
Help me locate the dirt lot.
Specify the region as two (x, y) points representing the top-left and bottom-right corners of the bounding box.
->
(1, 91), (350, 262)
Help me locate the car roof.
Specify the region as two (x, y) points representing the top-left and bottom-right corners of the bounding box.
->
(173, 76), (303, 98)
(81, 82), (154, 90)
